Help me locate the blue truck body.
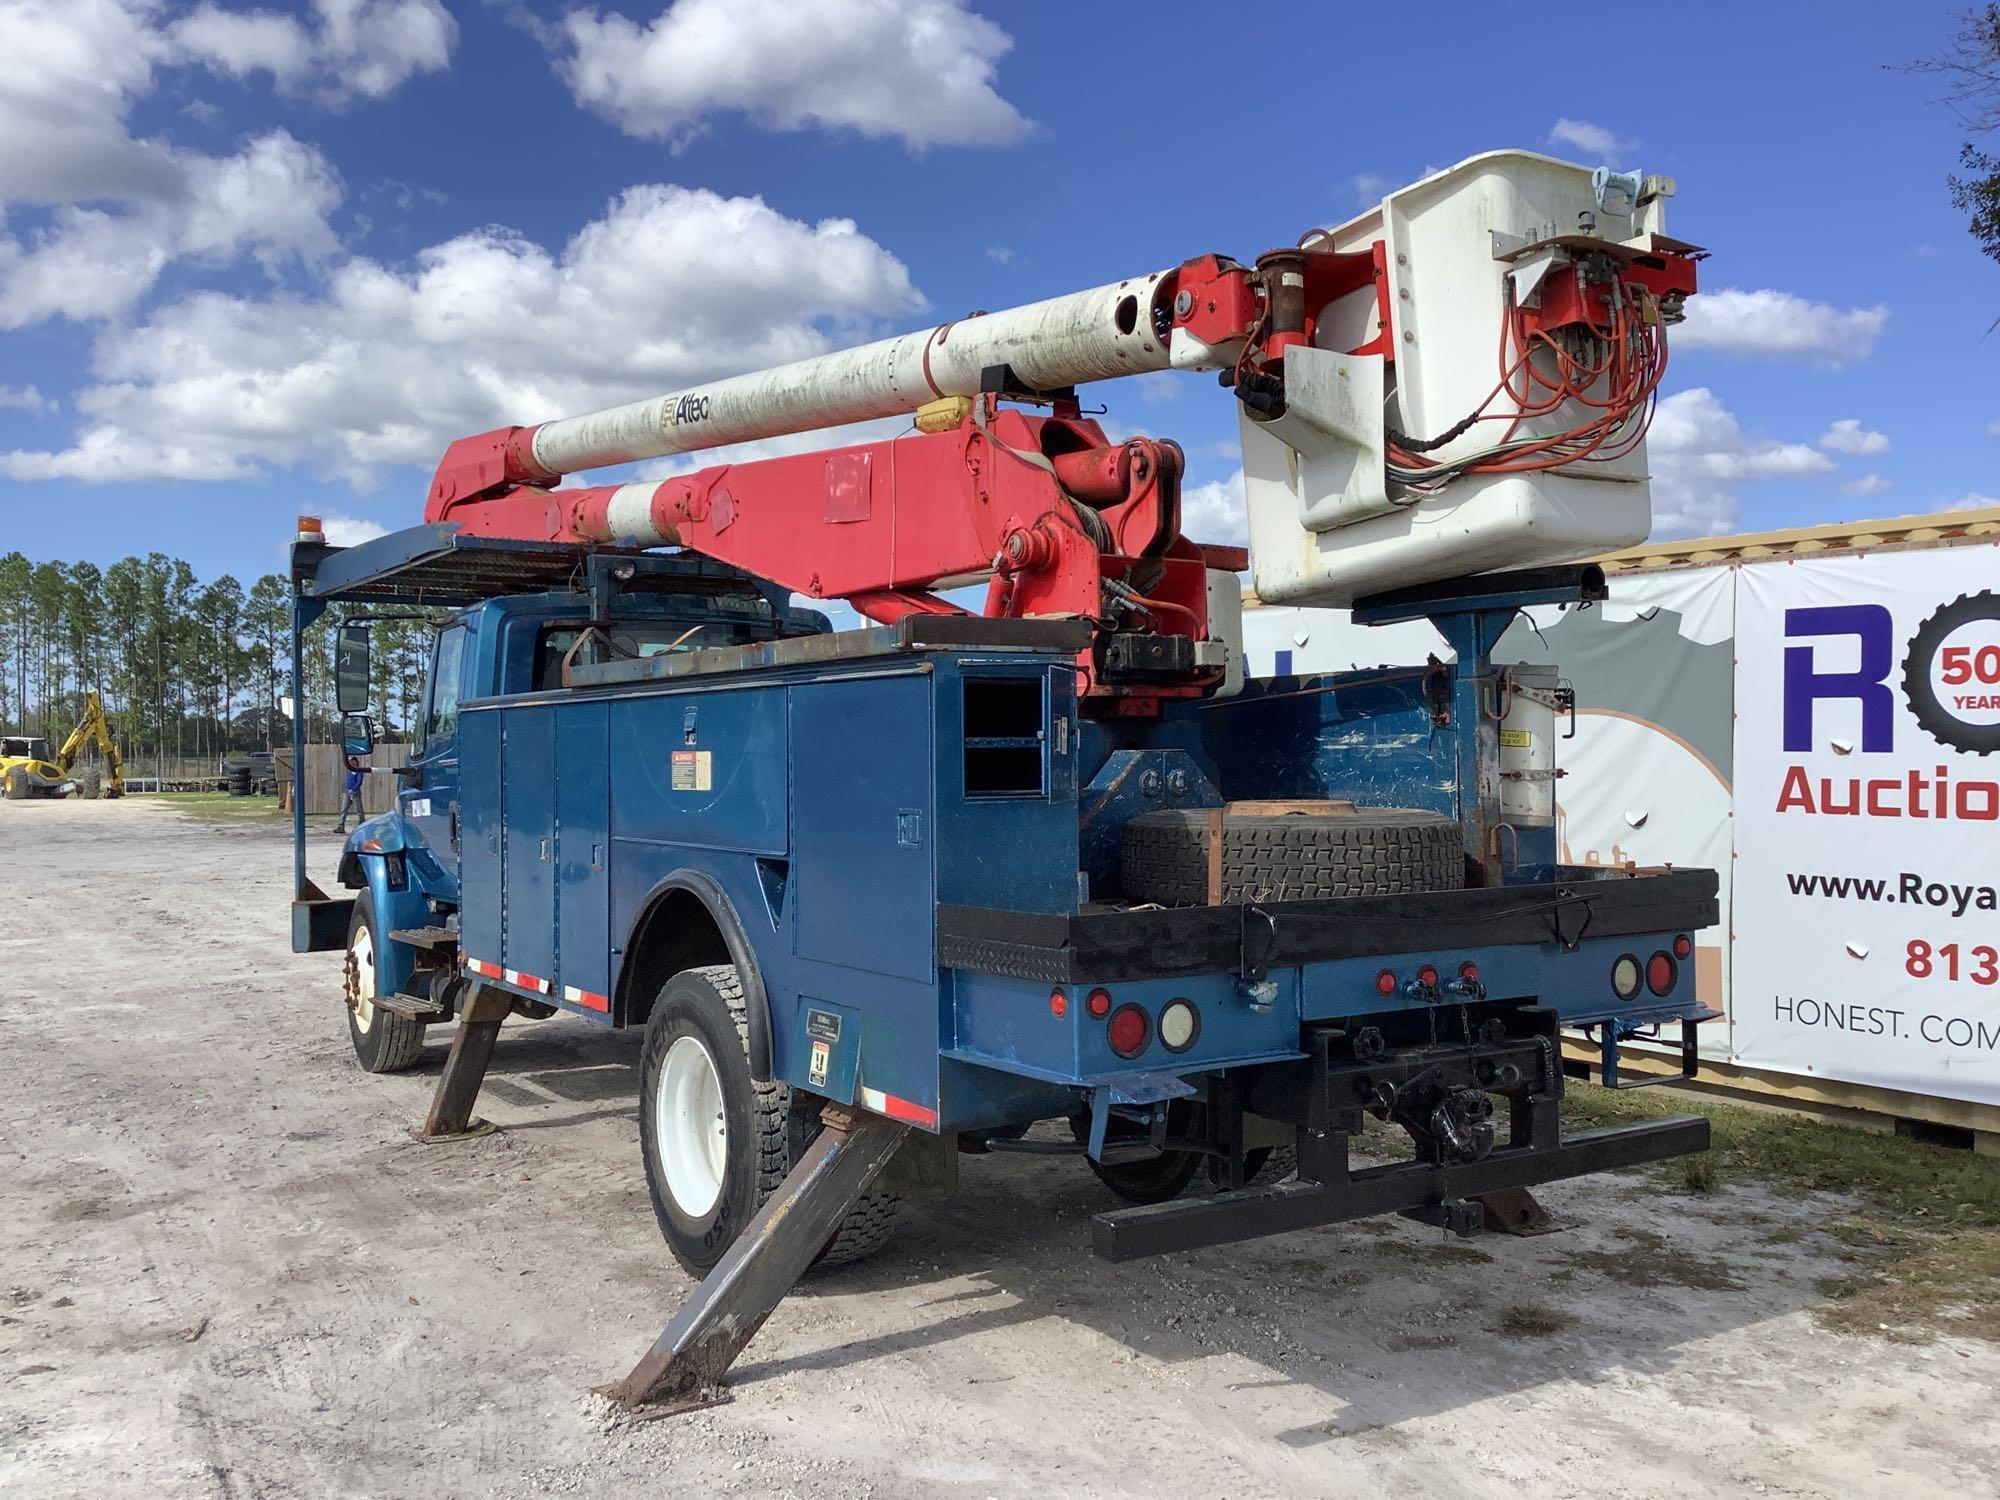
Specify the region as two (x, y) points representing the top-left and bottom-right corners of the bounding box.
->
(292, 525), (1717, 1263)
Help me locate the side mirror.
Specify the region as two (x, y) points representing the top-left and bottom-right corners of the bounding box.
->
(341, 713), (376, 757)
(335, 623), (371, 715)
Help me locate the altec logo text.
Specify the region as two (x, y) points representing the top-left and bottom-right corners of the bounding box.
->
(1778, 600), (2000, 820)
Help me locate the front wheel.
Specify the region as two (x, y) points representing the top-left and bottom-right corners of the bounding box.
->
(345, 890), (425, 1073)
(638, 964), (897, 1277)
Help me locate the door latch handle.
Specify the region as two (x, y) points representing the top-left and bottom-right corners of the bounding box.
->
(539, 837), (551, 862)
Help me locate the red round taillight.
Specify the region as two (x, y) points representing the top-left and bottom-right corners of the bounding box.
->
(1417, 964), (1439, 987)
(1375, 969), (1398, 996)
(1673, 933), (1692, 959)
(1647, 952), (1678, 996)
(1050, 988), (1068, 1018)
(1085, 987), (1112, 1019)
(1458, 961), (1480, 982)
(1107, 1004), (1150, 1058)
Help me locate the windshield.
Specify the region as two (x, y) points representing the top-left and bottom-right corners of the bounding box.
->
(3, 736), (50, 760)
(534, 620), (775, 689)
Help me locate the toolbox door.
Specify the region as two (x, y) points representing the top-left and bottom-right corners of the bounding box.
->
(456, 706), (503, 970)
(790, 676), (934, 983)
(501, 705), (558, 990)
(555, 701), (611, 1010)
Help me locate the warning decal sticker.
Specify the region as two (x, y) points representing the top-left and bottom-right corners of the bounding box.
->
(670, 749), (712, 791)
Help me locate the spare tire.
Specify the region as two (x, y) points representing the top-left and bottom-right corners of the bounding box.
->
(1120, 800), (1463, 906)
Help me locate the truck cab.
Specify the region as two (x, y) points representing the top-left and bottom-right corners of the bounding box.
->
(318, 543), (827, 1046)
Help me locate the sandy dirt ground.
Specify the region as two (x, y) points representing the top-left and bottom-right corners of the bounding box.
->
(2, 797), (1997, 1499)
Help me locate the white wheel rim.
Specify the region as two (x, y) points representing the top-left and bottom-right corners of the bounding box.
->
(657, 1035), (728, 1219)
(345, 923), (377, 1034)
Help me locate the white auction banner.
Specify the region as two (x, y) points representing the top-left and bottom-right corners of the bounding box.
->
(1734, 548), (2000, 1104)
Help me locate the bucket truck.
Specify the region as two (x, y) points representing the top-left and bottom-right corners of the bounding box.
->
(287, 152), (1717, 1408)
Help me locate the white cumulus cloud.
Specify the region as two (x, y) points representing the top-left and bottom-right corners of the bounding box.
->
(0, 0), (448, 330)
(1675, 288), (1889, 366)
(1933, 492), (2000, 514)
(1645, 387), (1833, 537)
(1547, 118), (1631, 159)
(1181, 469), (1246, 548)
(556, 0), (1030, 150)
(0, 130), (342, 327)
(321, 511), (389, 545)
(170, 0), (456, 101)
(0, 385), (51, 413)
(1841, 473), (1892, 498)
(2, 185), (922, 485)
(1818, 418), (1890, 456)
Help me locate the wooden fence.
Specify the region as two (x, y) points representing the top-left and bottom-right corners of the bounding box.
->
(275, 743), (411, 816)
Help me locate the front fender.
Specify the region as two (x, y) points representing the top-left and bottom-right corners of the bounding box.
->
(337, 813), (439, 1001)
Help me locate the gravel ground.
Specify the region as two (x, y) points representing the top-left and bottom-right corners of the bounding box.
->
(3, 797), (1997, 1498)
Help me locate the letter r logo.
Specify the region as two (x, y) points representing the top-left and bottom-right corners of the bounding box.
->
(1783, 604), (1894, 752)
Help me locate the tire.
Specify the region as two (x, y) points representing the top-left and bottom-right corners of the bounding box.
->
(1120, 801), (1464, 906)
(344, 890), (426, 1074)
(78, 768), (101, 800)
(4, 766), (28, 800)
(638, 964), (898, 1277)
(1081, 1142), (1293, 1202)
(1069, 1110), (1201, 1204)
(1087, 1149), (1201, 1204)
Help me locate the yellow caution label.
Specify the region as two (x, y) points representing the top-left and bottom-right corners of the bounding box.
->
(1499, 729), (1534, 749)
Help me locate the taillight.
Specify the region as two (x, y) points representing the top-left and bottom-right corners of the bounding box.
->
(1647, 952), (1678, 995)
(1085, 987), (1112, 1019)
(1375, 969), (1398, 996)
(1049, 988), (1068, 1018)
(1611, 954), (1642, 1000)
(1159, 1000), (1199, 1052)
(1459, 961), (1480, 982)
(1107, 1004), (1149, 1058)
(1417, 964), (1439, 987)
(1673, 933), (1692, 959)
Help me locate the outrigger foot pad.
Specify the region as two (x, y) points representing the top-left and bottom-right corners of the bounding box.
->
(1477, 1185), (1563, 1236)
(605, 1106), (909, 1412)
(422, 1008), (507, 1140)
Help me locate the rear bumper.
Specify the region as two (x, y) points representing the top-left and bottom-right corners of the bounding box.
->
(1092, 1114), (1710, 1259)
(938, 868), (1719, 985)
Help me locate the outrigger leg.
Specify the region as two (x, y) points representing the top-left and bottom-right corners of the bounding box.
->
(605, 1105), (909, 1412)
(421, 984), (510, 1141)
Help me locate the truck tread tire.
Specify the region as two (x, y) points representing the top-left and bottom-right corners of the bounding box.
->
(345, 890), (425, 1074)
(1120, 803), (1464, 906)
(1087, 1150), (1202, 1204)
(4, 766), (28, 800)
(639, 964), (898, 1278)
(78, 768), (101, 800)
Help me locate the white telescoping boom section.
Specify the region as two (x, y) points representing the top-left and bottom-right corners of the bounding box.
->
(504, 152), (1698, 606)
(529, 269), (1190, 477)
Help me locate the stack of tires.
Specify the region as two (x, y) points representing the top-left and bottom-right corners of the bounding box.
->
(225, 762), (254, 797)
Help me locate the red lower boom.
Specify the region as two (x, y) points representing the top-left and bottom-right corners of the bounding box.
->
(427, 401), (1244, 713)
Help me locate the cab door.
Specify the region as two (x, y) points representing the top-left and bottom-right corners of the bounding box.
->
(402, 623), (467, 855)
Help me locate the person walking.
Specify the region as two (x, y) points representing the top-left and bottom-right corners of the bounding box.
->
(335, 755), (365, 833)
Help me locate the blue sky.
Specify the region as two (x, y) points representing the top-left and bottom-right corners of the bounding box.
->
(2, 0), (1994, 587)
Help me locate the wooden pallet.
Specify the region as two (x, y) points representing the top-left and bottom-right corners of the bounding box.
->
(1561, 1037), (2000, 1156)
